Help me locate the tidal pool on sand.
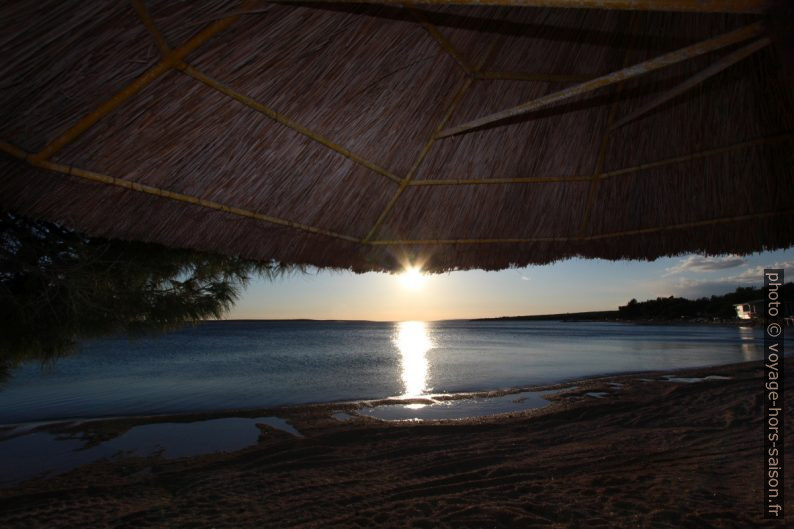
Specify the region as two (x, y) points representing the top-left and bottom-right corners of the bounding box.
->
(356, 388), (570, 421)
(0, 416), (300, 486)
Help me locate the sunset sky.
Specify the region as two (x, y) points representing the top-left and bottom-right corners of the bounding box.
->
(229, 248), (794, 321)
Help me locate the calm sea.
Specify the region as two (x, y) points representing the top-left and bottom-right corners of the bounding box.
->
(0, 320), (778, 424)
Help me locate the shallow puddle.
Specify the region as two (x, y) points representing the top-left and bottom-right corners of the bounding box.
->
(0, 416), (300, 486)
(662, 375), (732, 383)
(357, 388), (571, 422)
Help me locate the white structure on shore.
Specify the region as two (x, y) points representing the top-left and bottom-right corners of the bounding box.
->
(733, 300), (763, 320)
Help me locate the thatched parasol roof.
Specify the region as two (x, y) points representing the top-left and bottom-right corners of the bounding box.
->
(1, 0), (792, 272)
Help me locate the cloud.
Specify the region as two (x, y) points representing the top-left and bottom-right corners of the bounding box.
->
(521, 276), (530, 281)
(665, 260), (794, 297)
(663, 255), (746, 277)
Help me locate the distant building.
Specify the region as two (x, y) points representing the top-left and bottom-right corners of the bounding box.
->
(735, 300), (794, 322)
(733, 300), (763, 320)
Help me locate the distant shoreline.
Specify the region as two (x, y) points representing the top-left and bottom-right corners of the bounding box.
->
(211, 316), (754, 325)
(470, 311), (754, 325)
(470, 310), (618, 322)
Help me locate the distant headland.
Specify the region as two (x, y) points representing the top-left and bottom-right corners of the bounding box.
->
(473, 283), (794, 324)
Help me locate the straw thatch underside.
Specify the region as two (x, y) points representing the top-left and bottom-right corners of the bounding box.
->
(1, 0), (792, 272)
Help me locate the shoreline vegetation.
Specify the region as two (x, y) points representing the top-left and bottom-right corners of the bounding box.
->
(0, 358), (790, 527)
(474, 283), (794, 325)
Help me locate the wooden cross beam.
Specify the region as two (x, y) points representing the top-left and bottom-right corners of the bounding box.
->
(31, 3), (253, 163)
(610, 37), (772, 129)
(436, 21), (764, 138)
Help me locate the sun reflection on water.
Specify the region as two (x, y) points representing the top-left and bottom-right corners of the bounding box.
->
(394, 321), (433, 397)
(738, 326), (759, 361)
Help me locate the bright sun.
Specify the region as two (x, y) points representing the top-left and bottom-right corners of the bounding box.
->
(399, 266), (426, 290)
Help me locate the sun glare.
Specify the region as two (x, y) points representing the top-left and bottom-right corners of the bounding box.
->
(395, 321), (432, 397)
(399, 266), (426, 290)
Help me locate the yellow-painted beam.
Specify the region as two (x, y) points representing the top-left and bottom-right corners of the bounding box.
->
(475, 71), (593, 83)
(438, 22), (764, 138)
(33, 4), (250, 162)
(408, 175), (594, 185)
(366, 209), (793, 245)
(179, 64), (401, 184)
(362, 37), (501, 242)
(1, 140), (361, 243)
(611, 37), (771, 130)
(129, 0), (172, 57)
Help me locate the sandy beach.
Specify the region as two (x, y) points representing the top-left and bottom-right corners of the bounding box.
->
(0, 359), (790, 528)
(2, 1), (793, 527)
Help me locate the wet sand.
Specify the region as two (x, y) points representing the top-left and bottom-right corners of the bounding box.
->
(0, 359), (791, 528)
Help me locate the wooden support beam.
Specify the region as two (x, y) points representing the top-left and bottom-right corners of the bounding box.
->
(577, 11), (638, 236)
(365, 209), (794, 245)
(584, 209), (792, 240)
(361, 131), (794, 186)
(475, 71), (593, 83)
(368, 236), (570, 244)
(408, 175), (594, 185)
(179, 64), (401, 184)
(362, 37), (501, 242)
(363, 76), (475, 241)
(268, 1), (767, 14)
(601, 132), (793, 177)
(437, 22), (764, 138)
(4, 133), (790, 246)
(0, 140), (362, 243)
(129, 0), (172, 57)
(33, 4), (251, 162)
(611, 37), (771, 129)
(407, 6), (473, 74)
